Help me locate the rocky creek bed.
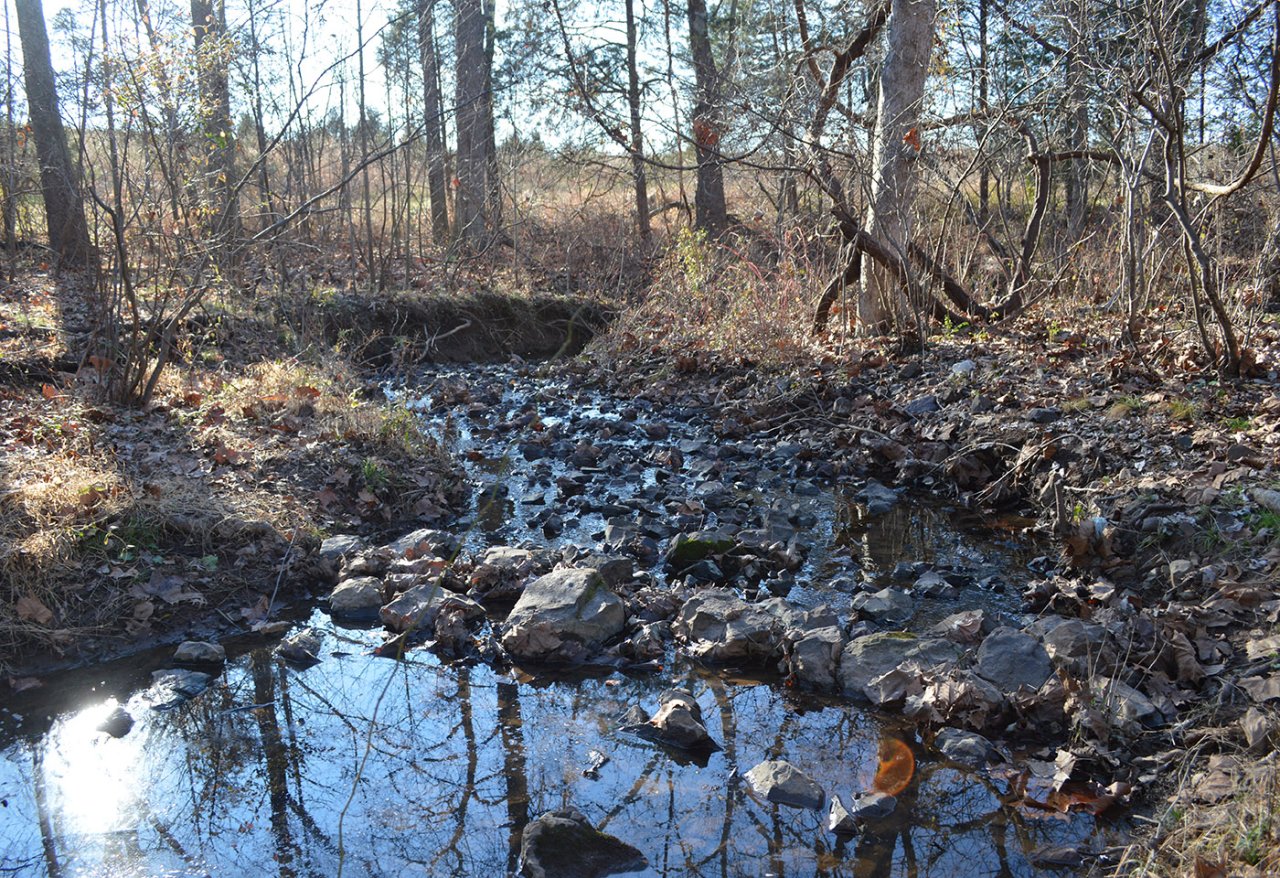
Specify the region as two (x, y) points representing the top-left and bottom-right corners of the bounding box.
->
(0, 362), (1144, 876)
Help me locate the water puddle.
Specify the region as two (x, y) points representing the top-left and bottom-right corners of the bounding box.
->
(0, 363), (1119, 876)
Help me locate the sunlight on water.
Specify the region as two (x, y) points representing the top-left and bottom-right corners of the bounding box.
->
(44, 698), (140, 838)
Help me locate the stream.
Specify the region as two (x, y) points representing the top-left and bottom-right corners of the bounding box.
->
(0, 363), (1120, 877)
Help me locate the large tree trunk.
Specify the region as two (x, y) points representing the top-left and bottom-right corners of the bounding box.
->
(191, 0), (239, 257)
(14, 0), (92, 267)
(687, 0), (727, 235)
(858, 0), (937, 332)
(454, 0), (498, 248)
(1063, 0), (1089, 236)
(419, 0), (450, 244)
(625, 0), (651, 241)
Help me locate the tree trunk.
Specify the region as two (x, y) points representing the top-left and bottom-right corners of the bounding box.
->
(858, 0), (937, 333)
(191, 0), (239, 256)
(14, 0), (92, 267)
(454, 0), (498, 248)
(625, 0), (651, 241)
(687, 0), (727, 235)
(419, 0), (450, 243)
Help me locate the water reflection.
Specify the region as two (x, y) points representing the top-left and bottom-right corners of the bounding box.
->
(0, 615), (1101, 877)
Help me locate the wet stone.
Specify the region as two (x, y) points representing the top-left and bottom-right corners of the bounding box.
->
(935, 728), (996, 767)
(148, 669), (212, 710)
(829, 791), (896, 831)
(329, 576), (385, 622)
(97, 706), (134, 738)
(852, 588), (915, 625)
(500, 569), (626, 662)
(519, 809), (648, 878)
(975, 627), (1053, 693)
(275, 628), (323, 665)
(744, 760), (825, 810)
(173, 640), (226, 664)
(857, 480), (900, 516)
(319, 534), (363, 562)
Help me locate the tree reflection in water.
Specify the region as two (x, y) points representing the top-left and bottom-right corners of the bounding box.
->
(0, 615), (1106, 877)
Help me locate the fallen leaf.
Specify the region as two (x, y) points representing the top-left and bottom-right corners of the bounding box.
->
(1240, 675), (1280, 703)
(7, 676), (43, 693)
(16, 595), (54, 625)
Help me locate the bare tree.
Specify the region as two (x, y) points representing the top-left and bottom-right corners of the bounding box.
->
(858, 0), (938, 332)
(454, 0), (500, 247)
(687, 0), (727, 234)
(419, 0), (451, 243)
(14, 0), (92, 268)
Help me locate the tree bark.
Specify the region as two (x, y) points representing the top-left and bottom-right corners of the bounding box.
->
(687, 0), (728, 235)
(14, 0), (92, 267)
(191, 0), (239, 255)
(454, 0), (499, 247)
(858, 0), (937, 332)
(625, 0), (652, 241)
(419, 0), (450, 243)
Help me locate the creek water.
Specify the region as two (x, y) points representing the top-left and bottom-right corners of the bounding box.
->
(0, 364), (1116, 877)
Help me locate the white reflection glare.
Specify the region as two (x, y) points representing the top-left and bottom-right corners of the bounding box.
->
(43, 698), (143, 837)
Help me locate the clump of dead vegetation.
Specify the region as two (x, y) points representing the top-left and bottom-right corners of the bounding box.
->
(0, 302), (466, 671)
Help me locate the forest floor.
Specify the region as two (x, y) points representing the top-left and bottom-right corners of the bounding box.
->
(1, 263), (1279, 875)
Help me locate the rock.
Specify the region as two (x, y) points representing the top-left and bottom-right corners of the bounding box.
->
(1028, 406), (1062, 424)
(744, 760), (825, 809)
(470, 546), (537, 602)
(627, 689), (719, 751)
(852, 588), (915, 625)
(380, 582), (483, 634)
(1031, 618), (1113, 672)
(385, 528), (458, 559)
(786, 626), (845, 692)
(857, 480), (900, 515)
(666, 530), (736, 569)
(951, 359), (976, 377)
(932, 610), (990, 644)
(829, 792), (897, 832)
(148, 669), (212, 710)
(574, 554), (634, 588)
(673, 589), (785, 664)
(838, 633), (960, 702)
(173, 640), (226, 664)
(329, 576), (385, 622)
(934, 728), (996, 767)
(975, 627), (1053, 693)
(913, 570), (955, 599)
(97, 706), (134, 738)
(319, 534), (363, 562)
(1097, 678), (1164, 729)
(1167, 559), (1196, 588)
(519, 809), (647, 878)
(682, 559), (723, 583)
(500, 569), (626, 662)
(276, 628), (323, 664)
(904, 395), (939, 416)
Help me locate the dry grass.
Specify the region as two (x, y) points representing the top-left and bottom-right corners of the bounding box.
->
(601, 227), (828, 367)
(1115, 741), (1279, 877)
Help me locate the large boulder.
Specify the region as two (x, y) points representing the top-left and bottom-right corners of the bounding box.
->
(673, 589), (785, 664)
(519, 809), (647, 878)
(975, 627), (1053, 693)
(838, 632), (960, 701)
(380, 582), (483, 634)
(384, 528), (459, 559)
(500, 569), (626, 662)
(744, 760), (825, 809)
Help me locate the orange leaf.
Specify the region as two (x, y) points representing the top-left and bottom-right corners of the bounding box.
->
(294, 385), (321, 399)
(41, 383), (61, 400)
(873, 738), (915, 796)
(903, 127), (922, 151)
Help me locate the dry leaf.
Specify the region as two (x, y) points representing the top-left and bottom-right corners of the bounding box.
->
(16, 595), (54, 625)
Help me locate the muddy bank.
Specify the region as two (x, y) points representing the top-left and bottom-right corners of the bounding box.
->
(314, 289), (613, 365)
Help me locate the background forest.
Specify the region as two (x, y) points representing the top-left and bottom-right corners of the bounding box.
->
(2, 0), (1277, 392)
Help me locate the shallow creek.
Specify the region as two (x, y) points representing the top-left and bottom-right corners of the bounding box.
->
(0, 364), (1118, 877)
